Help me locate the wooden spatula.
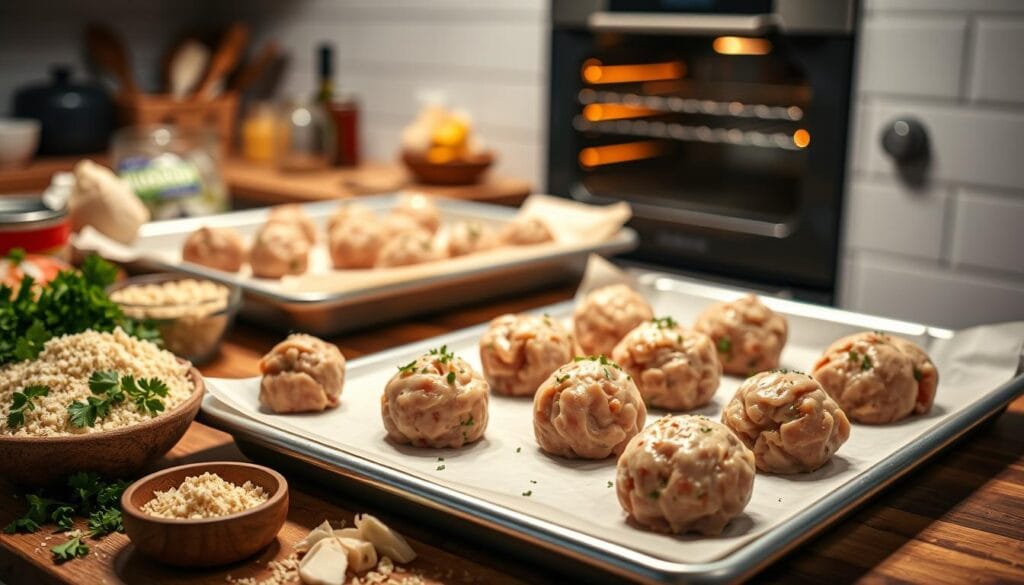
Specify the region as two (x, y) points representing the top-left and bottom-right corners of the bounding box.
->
(192, 22), (249, 100)
(85, 23), (138, 98)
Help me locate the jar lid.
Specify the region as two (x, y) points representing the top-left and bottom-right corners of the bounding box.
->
(0, 196), (67, 226)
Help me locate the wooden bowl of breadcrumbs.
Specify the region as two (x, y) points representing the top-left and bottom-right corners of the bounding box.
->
(0, 364), (204, 486)
(121, 461), (288, 567)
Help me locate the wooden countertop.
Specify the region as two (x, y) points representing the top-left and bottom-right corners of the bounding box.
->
(0, 156), (531, 207)
(1, 285), (1022, 584)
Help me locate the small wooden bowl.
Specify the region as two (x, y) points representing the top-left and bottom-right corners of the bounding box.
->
(121, 461), (289, 567)
(402, 150), (494, 185)
(0, 364), (204, 486)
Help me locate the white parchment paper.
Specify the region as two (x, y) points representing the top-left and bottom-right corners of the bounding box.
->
(202, 262), (1024, 565)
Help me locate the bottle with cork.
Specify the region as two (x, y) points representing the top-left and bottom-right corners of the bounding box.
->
(318, 43), (360, 167)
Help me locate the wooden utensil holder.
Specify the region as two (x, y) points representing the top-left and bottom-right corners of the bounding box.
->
(116, 93), (239, 154)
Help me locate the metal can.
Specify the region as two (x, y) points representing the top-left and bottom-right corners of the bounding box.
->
(0, 196), (70, 258)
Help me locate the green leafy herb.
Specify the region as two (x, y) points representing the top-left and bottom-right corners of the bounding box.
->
(521, 490), (532, 497)
(848, 350), (858, 362)
(0, 255), (160, 366)
(861, 355), (873, 371)
(516, 447), (522, 453)
(436, 464), (446, 471)
(652, 316), (677, 329)
(446, 371), (456, 385)
(5, 247), (26, 264)
(68, 372), (168, 428)
(428, 344), (454, 364)
(555, 374), (570, 383)
(3, 517), (40, 534)
(700, 426), (712, 433)
(461, 415), (475, 427)
(603, 367), (612, 380)
(5, 385), (49, 429)
(51, 535), (89, 563)
(397, 360), (417, 374)
(607, 481), (613, 488)
(51, 505), (76, 531)
(717, 337), (732, 354)
(87, 508), (124, 537)
(529, 479), (537, 484)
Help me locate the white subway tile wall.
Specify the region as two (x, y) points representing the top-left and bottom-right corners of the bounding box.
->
(842, 1), (1024, 328)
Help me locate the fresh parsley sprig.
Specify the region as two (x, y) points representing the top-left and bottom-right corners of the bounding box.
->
(5, 385), (49, 429)
(51, 534), (89, 563)
(68, 371), (169, 428)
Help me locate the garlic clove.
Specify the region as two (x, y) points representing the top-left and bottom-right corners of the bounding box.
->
(354, 514), (417, 564)
(337, 536), (378, 572)
(298, 537), (348, 585)
(295, 520), (334, 553)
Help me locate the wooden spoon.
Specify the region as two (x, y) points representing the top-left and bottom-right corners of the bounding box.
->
(229, 40), (280, 94)
(85, 23), (138, 98)
(192, 22), (249, 100)
(166, 38), (210, 99)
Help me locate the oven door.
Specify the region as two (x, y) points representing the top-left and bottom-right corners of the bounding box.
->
(547, 2), (856, 300)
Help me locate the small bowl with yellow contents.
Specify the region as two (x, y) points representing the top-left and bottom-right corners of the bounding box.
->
(108, 274), (242, 365)
(121, 461), (289, 567)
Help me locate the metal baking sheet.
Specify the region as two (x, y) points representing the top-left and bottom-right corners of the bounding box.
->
(79, 194), (637, 335)
(199, 272), (1024, 583)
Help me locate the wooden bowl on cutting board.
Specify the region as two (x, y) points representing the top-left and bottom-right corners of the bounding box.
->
(0, 364), (204, 487)
(121, 461), (289, 567)
(402, 149), (494, 185)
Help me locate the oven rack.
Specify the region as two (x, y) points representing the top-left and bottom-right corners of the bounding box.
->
(578, 88), (803, 121)
(573, 116), (805, 151)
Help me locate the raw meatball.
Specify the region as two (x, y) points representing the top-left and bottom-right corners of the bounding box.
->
(249, 222), (311, 279)
(381, 346), (489, 448)
(181, 226), (246, 272)
(722, 370), (850, 473)
(375, 230), (440, 268)
(447, 220), (497, 257)
(533, 356), (646, 459)
(611, 317), (721, 411)
(573, 284), (654, 357)
(501, 216), (553, 246)
(811, 331), (938, 424)
(694, 294), (788, 376)
(259, 334), (346, 413)
(391, 192), (440, 234)
(266, 204), (317, 243)
(616, 415), (755, 535)
(326, 202), (376, 233)
(479, 314), (574, 397)
(329, 218), (387, 269)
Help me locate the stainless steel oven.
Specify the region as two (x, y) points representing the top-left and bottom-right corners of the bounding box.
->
(547, 0), (857, 303)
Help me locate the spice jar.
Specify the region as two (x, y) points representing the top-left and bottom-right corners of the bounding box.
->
(241, 102), (277, 164)
(277, 98), (335, 173)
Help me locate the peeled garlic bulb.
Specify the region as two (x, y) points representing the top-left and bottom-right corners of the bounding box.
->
(298, 537), (348, 585)
(295, 520), (334, 553)
(354, 513), (417, 564)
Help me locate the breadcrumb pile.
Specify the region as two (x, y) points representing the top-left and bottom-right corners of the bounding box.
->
(0, 328), (192, 437)
(142, 472), (268, 519)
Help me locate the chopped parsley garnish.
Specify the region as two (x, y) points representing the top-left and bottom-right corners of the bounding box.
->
(437, 457), (445, 462)
(461, 415), (475, 427)
(68, 371), (169, 428)
(446, 371), (457, 385)
(5, 385), (49, 429)
(51, 534), (89, 563)
(521, 490), (532, 497)
(397, 360), (417, 374)
(516, 447), (522, 453)
(428, 344), (455, 364)
(716, 337), (732, 354)
(436, 464), (446, 471)
(652, 316), (677, 329)
(848, 350), (858, 362)
(700, 426), (712, 433)
(603, 367), (612, 380)
(861, 355), (873, 371)
(607, 481), (613, 488)
(555, 374), (570, 384)
(529, 479), (537, 484)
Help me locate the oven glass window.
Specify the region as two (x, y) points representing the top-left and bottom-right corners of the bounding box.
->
(573, 33), (812, 224)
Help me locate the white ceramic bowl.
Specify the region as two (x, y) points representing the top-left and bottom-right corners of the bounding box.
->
(0, 118), (41, 167)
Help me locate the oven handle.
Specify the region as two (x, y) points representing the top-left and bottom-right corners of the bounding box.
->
(587, 12), (778, 36)
(570, 185), (795, 239)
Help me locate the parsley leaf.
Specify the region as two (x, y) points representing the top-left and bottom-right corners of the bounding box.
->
(5, 385), (49, 429)
(13, 320), (49, 361)
(88, 371), (120, 395)
(5, 247), (26, 264)
(51, 535), (89, 563)
(446, 371), (456, 385)
(397, 360), (417, 374)
(717, 337), (732, 354)
(652, 316), (677, 329)
(87, 508), (124, 537)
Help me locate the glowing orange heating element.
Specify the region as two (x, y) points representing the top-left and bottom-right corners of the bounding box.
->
(713, 36), (773, 56)
(582, 59), (685, 84)
(793, 129), (811, 148)
(582, 103), (658, 122)
(579, 141), (665, 168)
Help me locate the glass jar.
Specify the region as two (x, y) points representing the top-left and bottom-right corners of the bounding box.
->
(276, 98), (335, 173)
(111, 125), (229, 220)
(241, 101), (277, 164)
